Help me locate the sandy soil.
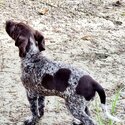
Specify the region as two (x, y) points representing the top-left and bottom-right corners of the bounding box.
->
(0, 0), (125, 125)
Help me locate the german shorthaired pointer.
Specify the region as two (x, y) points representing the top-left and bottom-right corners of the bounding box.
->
(5, 20), (120, 125)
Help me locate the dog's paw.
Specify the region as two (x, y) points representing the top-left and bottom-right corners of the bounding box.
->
(72, 118), (83, 125)
(72, 122), (83, 125)
(24, 116), (36, 125)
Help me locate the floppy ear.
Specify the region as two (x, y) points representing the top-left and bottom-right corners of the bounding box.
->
(15, 36), (29, 57)
(34, 30), (45, 51)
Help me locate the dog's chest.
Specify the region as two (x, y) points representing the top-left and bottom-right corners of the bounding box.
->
(21, 64), (42, 88)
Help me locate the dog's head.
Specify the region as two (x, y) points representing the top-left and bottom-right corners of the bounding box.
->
(6, 20), (45, 57)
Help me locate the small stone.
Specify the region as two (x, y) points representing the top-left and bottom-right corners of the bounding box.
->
(38, 8), (49, 15)
(81, 35), (93, 41)
(114, 21), (122, 25)
(112, 1), (122, 7)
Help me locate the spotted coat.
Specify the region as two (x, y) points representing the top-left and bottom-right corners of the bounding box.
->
(20, 48), (97, 125)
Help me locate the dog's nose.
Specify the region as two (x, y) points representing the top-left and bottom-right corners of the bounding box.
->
(5, 20), (16, 31)
(6, 20), (13, 26)
(5, 20), (16, 36)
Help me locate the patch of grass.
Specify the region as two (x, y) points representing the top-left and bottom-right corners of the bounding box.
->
(95, 89), (121, 125)
(0, 0), (4, 7)
(95, 101), (104, 125)
(109, 89), (121, 125)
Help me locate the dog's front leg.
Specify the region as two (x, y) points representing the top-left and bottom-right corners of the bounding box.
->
(24, 90), (45, 125)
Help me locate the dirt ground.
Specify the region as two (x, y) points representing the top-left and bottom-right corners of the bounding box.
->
(0, 0), (125, 125)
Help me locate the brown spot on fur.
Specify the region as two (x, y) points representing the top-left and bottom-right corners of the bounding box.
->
(42, 68), (71, 92)
(42, 74), (55, 90)
(76, 75), (96, 101)
(76, 75), (106, 104)
(54, 68), (71, 92)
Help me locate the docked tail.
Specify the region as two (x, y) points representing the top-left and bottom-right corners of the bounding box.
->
(95, 82), (121, 122)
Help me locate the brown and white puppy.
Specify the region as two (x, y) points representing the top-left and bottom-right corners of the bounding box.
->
(5, 20), (121, 125)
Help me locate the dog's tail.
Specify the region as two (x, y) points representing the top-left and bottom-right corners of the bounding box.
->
(95, 82), (121, 122)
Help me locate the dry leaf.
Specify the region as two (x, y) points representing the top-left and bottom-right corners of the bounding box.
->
(38, 8), (49, 15)
(81, 35), (93, 40)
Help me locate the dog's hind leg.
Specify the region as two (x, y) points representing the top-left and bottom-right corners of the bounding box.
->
(24, 90), (45, 125)
(66, 96), (97, 125)
(72, 107), (91, 125)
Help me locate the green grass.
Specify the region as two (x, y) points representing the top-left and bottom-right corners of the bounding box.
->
(0, 0), (4, 7)
(109, 89), (121, 125)
(95, 100), (104, 125)
(95, 89), (121, 125)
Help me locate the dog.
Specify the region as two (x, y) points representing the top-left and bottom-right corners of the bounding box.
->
(5, 20), (120, 125)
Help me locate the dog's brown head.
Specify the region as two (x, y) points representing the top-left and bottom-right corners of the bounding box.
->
(6, 20), (45, 57)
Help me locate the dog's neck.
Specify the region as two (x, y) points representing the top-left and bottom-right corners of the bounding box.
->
(29, 37), (40, 54)
(21, 37), (40, 61)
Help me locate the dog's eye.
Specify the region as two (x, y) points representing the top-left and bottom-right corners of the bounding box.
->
(15, 40), (23, 46)
(18, 40), (24, 46)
